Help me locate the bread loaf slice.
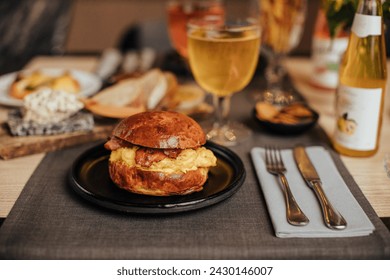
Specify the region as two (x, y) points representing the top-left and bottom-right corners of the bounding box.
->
(84, 69), (175, 118)
(83, 77), (145, 118)
(90, 79), (143, 107)
(139, 69), (168, 110)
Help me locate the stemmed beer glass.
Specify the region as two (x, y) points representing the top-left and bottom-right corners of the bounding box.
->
(258, 0), (307, 105)
(187, 0), (261, 146)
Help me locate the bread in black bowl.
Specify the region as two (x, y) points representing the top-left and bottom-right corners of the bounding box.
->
(254, 102), (319, 135)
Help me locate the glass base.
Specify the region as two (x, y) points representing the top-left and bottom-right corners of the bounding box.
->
(249, 88), (295, 105)
(262, 89), (295, 105)
(201, 121), (252, 147)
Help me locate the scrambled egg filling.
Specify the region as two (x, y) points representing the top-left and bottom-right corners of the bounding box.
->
(110, 146), (217, 174)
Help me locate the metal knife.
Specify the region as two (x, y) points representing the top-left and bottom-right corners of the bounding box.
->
(293, 145), (347, 230)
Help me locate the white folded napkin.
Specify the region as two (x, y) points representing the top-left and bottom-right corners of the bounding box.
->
(251, 146), (375, 238)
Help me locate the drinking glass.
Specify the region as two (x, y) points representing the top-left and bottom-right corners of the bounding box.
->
(258, 0), (307, 105)
(187, 0), (261, 146)
(166, 0), (224, 59)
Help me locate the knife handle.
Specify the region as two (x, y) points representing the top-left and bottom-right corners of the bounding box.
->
(311, 181), (347, 230)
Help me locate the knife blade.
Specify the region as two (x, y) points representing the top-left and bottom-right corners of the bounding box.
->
(293, 145), (347, 230)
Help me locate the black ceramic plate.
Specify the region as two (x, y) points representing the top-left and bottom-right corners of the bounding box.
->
(69, 141), (245, 214)
(253, 107), (319, 135)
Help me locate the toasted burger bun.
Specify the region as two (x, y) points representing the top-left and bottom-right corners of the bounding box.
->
(112, 111), (206, 149)
(105, 111), (216, 196)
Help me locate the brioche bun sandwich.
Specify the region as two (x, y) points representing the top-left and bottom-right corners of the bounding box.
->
(104, 111), (217, 196)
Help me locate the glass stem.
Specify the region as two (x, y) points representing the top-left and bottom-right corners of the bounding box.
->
(263, 52), (294, 105)
(213, 94), (231, 129)
(265, 53), (286, 91)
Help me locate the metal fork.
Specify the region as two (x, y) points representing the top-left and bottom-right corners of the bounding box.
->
(265, 146), (310, 226)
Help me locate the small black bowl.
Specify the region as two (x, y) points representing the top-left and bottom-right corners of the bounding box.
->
(253, 107), (319, 135)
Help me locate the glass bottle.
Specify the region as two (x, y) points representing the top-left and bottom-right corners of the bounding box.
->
(332, 0), (387, 157)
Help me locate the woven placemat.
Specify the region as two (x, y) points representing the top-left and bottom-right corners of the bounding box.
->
(0, 79), (389, 259)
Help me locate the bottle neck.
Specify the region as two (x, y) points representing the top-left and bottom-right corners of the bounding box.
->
(351, 0), (383, 37)
(356, 0), (383, 16)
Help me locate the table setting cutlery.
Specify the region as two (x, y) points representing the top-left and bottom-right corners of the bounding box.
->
(265, 146), (309, 226)
(293, 145), (347, 230)
(251, 145), (374, 238)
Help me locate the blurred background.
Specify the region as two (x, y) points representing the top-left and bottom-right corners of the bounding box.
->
(0, 0), (322, 75)
(64, 0), (318, 54)
(3, 0), (390, 72)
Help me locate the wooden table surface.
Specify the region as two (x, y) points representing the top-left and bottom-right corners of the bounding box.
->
(0, 56), (389, 219)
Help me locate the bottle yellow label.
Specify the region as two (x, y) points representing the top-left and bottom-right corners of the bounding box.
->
(334, 84), (382, 151)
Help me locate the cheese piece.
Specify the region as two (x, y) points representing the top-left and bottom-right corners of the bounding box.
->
(23, 88), (84, 125)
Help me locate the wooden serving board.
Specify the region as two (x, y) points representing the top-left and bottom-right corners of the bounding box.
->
(0, 118), (117, 160)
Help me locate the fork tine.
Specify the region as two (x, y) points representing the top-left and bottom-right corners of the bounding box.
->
(271, 146), (280, 170)
(276, 147), (284, 169)
(265, 146), (284, 172)
(265, 146), (269, 166)
(270, 146), (277, 169)
(269, 146), (277, 169)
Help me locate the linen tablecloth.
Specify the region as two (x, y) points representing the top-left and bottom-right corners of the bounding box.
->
(0, 78), (389, 259)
